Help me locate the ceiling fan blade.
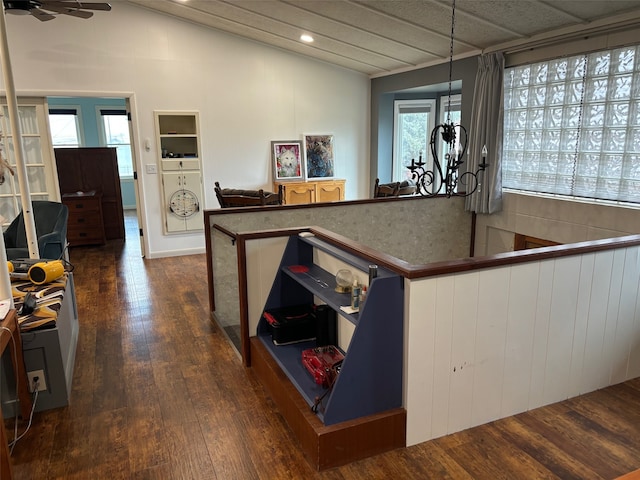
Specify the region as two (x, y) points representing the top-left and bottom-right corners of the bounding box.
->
(43, 1), (111, 11)
(30, 8), (56, 21)
(43, 4), (93, 18)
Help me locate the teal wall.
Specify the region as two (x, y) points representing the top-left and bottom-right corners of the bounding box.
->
(370, 56), (478, 189)
(47, 96), (137, 209)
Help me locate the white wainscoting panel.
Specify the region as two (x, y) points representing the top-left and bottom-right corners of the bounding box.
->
(405, 245), (640, 447)
(471, 266), (510, 428)
(501, 262), (539, 417)
(447, 271), (479, 435)
(430, 275), (455, 439)
(615, 247), (640, 382)
(544, 255), (582, 406)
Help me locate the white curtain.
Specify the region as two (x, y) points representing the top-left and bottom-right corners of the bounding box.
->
(465, 52), (504, 214)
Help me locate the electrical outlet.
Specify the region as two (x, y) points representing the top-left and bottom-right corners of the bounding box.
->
(27, 370), (47, 392)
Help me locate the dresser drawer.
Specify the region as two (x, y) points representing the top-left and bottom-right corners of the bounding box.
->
(66, 200), (102, 214)
(67, 226), (105, 245)
(62, 191), (106, 246)
(68, 213), (103, 228)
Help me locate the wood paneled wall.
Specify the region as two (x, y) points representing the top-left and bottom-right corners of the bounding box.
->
(405, 245), (640, 446)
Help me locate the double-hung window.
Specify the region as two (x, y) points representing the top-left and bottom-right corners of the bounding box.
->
(100, 109), (133, 178)
(392, 99), (436, 182)
(48, 108), (81, 147)
(503, 45), (640, 204)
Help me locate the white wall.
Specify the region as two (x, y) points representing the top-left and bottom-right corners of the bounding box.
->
(475, 192), (640, 256)
(2, 3), (369, 257)
(404, 243), (640, 446)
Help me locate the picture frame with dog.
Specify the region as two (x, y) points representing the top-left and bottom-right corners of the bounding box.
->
(272, 140), (304, 181)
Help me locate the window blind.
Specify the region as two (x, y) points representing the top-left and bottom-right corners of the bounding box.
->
(502, 44), (640, 204)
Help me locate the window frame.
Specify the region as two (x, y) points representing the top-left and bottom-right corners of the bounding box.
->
(48, 106), (83, 147)
(97, 107), (133, 179)
(392, 98), (436, 183)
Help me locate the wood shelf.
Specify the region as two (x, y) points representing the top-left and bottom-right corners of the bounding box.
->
(250, 234), (406, 469)
(250, 336), (406, 470)
(154, 111), (204, 234)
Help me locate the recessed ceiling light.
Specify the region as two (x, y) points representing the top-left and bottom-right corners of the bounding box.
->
(300, 34), (314, 43)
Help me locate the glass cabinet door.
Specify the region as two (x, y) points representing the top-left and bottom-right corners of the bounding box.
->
(0, 98), (59, 226)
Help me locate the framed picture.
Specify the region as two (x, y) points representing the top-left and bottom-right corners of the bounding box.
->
(271, 140), (304, 181)
(304, 134), (334, 179)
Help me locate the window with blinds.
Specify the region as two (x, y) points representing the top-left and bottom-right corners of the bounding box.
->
(502, 45), (640, 204)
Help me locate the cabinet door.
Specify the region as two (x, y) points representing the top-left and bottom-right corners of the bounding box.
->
(316, 180), (345, 203)
(155, 111), (203, 234)
(283, 183), (315, 204)
(0, 98), (59, 228)
(162, 171), (203, 232)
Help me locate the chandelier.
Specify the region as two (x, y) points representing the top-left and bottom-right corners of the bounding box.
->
(407, 0), (488, 197)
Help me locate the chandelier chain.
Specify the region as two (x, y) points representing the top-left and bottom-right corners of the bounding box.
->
(406, 0), (487, 198)
(446, 0), (456, 124)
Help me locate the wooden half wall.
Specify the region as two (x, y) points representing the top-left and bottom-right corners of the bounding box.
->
(404, 236), (640, 446)
(205, 196), (472, 330)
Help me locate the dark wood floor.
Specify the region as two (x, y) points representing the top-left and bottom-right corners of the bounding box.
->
(6, 212), (640, 479)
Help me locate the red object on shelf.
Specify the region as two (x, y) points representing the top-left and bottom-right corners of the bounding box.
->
(302, 345), (344, 388)
(288, 265), (309, 273)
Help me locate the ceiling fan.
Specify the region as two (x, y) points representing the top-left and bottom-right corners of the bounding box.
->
(3, 0), (111, 21)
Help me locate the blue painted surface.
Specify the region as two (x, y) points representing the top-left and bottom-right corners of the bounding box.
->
(257, 234), (404, 426)
(47, 97), (135, 208)
(47, 97), (126, 147)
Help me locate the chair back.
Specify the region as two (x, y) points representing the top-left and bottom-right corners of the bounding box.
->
(215, 182), (282, 208)
(4, 200), (68, 260)
(373, 178), (400, 198)
(397, 181), (417, 196)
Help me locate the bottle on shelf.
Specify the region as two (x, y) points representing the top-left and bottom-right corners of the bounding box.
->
(351, 280), (361, 310)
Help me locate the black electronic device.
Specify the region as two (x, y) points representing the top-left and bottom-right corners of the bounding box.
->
(19, 292), (37, 316)
(263, 304), (316, 345)
(314, 304), (337, 347)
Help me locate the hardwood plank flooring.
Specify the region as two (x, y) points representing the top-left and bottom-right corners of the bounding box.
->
(5, 212), (640, 479)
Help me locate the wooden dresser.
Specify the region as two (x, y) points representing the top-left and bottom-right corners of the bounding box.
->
(62, 191), (106, 247)
(274, 179), (345, 205)
(55, 147), (125, 241)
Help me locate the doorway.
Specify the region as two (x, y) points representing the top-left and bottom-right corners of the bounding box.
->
(47, 96), (145, 255)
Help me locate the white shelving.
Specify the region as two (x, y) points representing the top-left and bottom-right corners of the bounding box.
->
(153, 111), (204, 233)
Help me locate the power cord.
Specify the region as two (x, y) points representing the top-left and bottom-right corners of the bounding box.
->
(9, 385), (38, 454)
(0, 326), (40, 455)
(58, 242), (75, 273)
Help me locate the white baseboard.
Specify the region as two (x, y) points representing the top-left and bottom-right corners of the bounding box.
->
(144, 247), (206, 259)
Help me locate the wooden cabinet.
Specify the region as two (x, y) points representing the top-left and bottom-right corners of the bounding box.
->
(274, 179), (345, 205)
(154, 111), (204, 233)
(62, 191), (106, 246)
(250, 233), (405, 469)
(55, 147), (125, 241)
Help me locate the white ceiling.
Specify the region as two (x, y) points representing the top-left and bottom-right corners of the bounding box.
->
(126, 0), (640, 76)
